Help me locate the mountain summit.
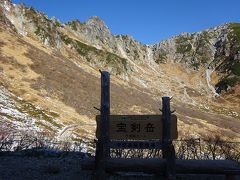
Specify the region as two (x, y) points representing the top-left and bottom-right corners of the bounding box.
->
(0, 0), (240, 142)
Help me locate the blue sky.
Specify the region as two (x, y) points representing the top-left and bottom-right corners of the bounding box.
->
(12, 0), (240, 44)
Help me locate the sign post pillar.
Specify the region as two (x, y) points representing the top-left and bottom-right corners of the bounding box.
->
(95, 71), (110, 179)
(162, 96), (176, 180)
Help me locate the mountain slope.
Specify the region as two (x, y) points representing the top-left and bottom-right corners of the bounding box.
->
(0, 0), (239, 142)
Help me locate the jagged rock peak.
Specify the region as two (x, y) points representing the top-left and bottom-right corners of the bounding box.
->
(85, 16), (110, 32)
(65, 16), (110, 33)
(86, 16), (106, 26)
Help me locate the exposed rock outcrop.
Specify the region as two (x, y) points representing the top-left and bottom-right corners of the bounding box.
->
(0, 0), (240, 141)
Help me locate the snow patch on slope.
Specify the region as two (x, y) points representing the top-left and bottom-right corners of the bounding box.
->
(0, 86), (41, 133)
(206, 69), (219, 97)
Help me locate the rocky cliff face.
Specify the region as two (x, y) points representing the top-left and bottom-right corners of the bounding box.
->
(152, 25), (240, 93)
(65, 14), (240, 95)
(1, 0), (239, 93)
(0, 0), (240, 141)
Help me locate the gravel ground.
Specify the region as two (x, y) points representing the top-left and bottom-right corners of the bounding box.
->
(0, 151), (93, 180)
(0, 151), (228, 180)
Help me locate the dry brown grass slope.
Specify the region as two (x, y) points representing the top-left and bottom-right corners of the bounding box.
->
(0, 21), (240, 142)
(0, 24), (159, 140)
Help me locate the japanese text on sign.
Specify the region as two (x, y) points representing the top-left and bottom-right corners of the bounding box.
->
(96, 115), (177, 140)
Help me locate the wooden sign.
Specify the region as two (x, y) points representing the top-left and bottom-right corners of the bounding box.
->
(96, 115), (177, 140)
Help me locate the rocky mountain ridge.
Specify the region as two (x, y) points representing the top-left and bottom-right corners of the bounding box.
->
(1, 1), (240, 82)
(0, 0), (240, 142)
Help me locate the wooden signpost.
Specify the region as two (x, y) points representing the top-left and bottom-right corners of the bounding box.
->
(94, 71), (177, 180)
(82, 70), (240, 180)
